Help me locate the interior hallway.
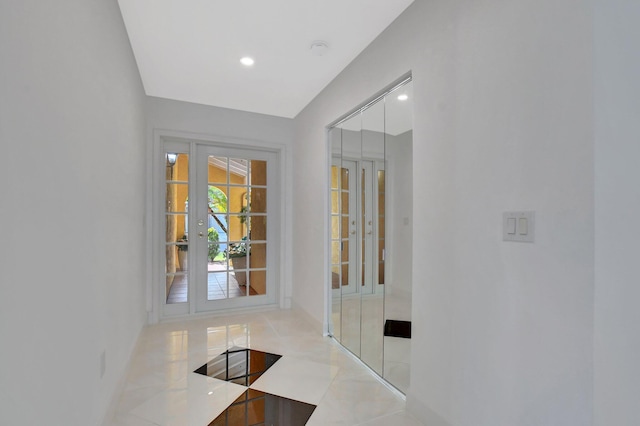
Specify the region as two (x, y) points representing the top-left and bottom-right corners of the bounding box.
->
(111, 309), (422, 426)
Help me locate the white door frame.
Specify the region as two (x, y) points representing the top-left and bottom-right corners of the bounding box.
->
(147, 129), (289, 323)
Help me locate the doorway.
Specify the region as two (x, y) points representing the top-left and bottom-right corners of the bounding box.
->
(161, 139), (280, 317)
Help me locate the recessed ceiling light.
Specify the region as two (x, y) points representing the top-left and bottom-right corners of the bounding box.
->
(240, 57), (255, 66)
(397, 94), (409, 101)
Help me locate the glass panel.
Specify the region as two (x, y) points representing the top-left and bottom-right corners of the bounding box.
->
(331, 192), (339, 214)
(378, 169), (385, 286)
(329, 129), (342, 340)
(228, 215), (248, 243)
(250, 216), (267, 240)
(208, 240), (221, 262)
(248, 188), (267, 213)
(248, 270), (266, 296)
(165, 184), (188, 213)
(210, 212), (228, 250)
(337, 112), (362, 358)
(207, 272), (228, 300)
(331, 216), (340, 239)
(166, 273), (188, 304)
(230, 253), (248, 273)
(341, 263), (349, 286)
(229, 158), (249, 182)
(250, 243), (266, 268)
(165, 215), (188, 243)
(331, 165), (339, 189)
(342, 241), (349, 262)
(341, 216), (349, 238)
(341, 192), (349, 214)
(208, 185), (228, 213)
(228, 186), (248, 214)
(361, 98), (385, 375)
(250, 160), (267, 185)
(361, 167), (366, 287)
(382, 79), (413, 393)
(341, 168), (349, 190)
(331, 241), (341, 264)
(165, 151), (188, 305)
(208, 156), (228, 185)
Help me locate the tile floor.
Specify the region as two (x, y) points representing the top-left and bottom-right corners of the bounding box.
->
(110, 309), (423, 426)
(167, 262), (256, 304)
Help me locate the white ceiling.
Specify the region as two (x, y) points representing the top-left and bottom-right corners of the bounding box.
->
(117, 0), (414, 118)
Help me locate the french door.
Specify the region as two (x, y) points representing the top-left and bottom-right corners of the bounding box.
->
(162, 140), (279, 316)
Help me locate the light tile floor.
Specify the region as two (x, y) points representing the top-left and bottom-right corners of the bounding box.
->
(110, 309), (422, 426)
(334, 294), (411, 394)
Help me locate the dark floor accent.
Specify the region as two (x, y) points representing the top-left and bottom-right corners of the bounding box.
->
(209, 389), (316, 426)
(194, 347), (282, 386)
(384, 320), (412, 338)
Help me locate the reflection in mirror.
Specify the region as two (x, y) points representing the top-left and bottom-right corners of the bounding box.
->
(328, 77), (412, 393)
(329, 127), (342, 340)
(337, 112), (362, 357)
(360, 98), (385, 376)
(382, 80), (413, 393)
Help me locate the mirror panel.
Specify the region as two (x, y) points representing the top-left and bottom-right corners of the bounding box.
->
(359, 98), (385, 375)
(328, 78), (412, 393)
(382, 80), (413, 393)
(329, 126), (342, 341)
(337, 113), (362, 357)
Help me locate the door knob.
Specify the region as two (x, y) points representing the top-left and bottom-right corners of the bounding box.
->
(198, 231), (204, 238)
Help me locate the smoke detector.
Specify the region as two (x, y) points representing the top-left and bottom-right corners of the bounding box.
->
(310, 41), (329, 56)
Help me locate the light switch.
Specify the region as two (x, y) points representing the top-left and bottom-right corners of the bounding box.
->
(503, 211), (535, 242)
(518, 218), (528, 235)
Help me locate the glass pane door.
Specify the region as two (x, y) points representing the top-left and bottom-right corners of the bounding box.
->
(195, 145), (278, 312)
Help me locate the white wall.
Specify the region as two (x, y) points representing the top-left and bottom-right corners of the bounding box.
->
(145, 97), (295, 317)
(293, 0), (594, 424)
(0, 1), (147, 425)
(146, 97), (295, 146)
(593, 1), (640, 425)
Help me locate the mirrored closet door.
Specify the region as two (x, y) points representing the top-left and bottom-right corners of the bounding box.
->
(329, 78), (413, 393)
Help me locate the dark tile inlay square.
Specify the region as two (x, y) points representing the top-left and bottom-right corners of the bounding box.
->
(208, 389), (317, 426)
(384, 320), (412, 338)
(194, 347), (282, 386)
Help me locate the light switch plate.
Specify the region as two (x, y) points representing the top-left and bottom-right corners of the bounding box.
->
(503, 211), (535, 242)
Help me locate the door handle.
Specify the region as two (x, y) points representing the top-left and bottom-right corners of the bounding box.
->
(198, 231), (205, 238)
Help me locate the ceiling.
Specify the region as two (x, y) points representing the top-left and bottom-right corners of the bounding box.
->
(117, 0), (414, 118)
